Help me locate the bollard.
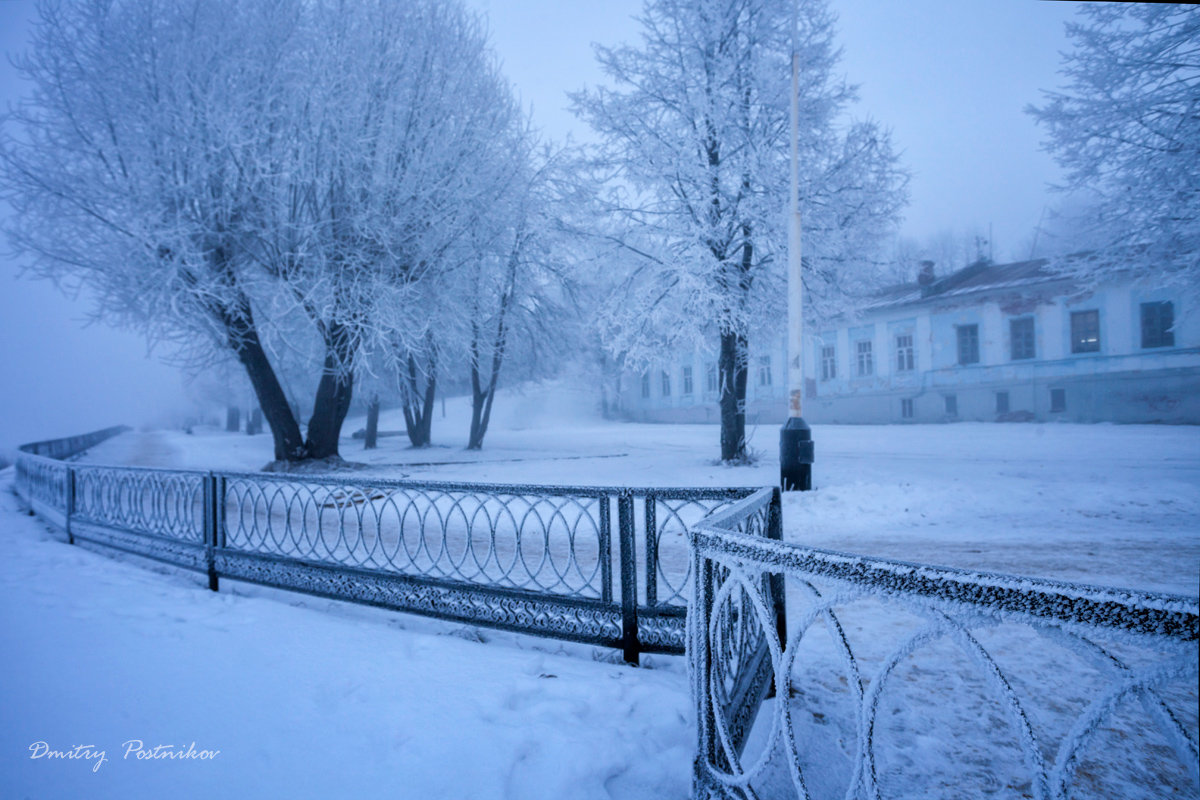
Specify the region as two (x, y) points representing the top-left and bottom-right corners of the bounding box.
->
(779, 416), (814, 491)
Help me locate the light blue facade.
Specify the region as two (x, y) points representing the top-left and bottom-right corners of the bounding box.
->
(620, 260), (1200, 424)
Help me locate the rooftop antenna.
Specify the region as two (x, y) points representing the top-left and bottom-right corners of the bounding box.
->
(1029, 206), (1048, 259)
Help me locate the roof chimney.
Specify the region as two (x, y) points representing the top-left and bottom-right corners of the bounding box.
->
(917, 260), (936, 287)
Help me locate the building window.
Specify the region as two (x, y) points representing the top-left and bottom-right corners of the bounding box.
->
(945, 394), (958, 416)
(895, 334), (914, 372)
(820, 345), (836, 381)
(757, 356), (772, 387)
(660, 370), (671, 397)
(706, 362), (718, 393)
(641, 373), (651, 399)
(1010, 317), (1035, 360)
(996, 391), (1010, 414)
(681, 365), (693, 395)
(956, 324), (980, 365)
(1141, 301), (1175, 349)
(855, 340), (873, 376)
(901, 398), (913, 419)
(1050, 388), (1066, 412)
(1070, 310), (1100, 353)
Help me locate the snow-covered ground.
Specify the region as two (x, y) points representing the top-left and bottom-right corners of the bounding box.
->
(79, 384), (1200, 595)
(0, 483), (693, 799)
(5, 385), (1197, 798)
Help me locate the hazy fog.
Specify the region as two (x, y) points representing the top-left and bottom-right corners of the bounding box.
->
(0, 0), (1076, 452)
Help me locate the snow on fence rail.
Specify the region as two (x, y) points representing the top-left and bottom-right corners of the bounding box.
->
(14, 427), (779, 664)
(689, 490), (1200, 800)
(19, 427), (1197, 799)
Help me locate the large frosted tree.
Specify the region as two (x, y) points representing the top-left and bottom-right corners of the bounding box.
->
(573, 0), (906, 462)
(1029, 4), (1200, 294)
(1, 0), (313, 460)
(1, 0), (526, 463)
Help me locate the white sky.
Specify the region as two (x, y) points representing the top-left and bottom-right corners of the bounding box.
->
(0, 0), (1084, 449)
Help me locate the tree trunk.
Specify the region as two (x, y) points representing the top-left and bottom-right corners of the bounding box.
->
(715, 223), (755, 463)
(467, 324), (504, 451)
(363, 395), (380, 450)
(225, 406), (241, 433)
(466, 255), (515, 450)
(225, 303), (307, 462)
(305, 321), (356, 460)
(468, 371), (498, 450)
(401, 339), (437, 448)
(718, 329), (748, 462)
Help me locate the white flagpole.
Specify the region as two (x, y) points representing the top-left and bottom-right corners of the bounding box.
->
(781, 0), (814, 491)
(787, 34), (803, 419)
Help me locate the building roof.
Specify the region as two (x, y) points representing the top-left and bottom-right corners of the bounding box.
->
(861, 256), (1082, 313)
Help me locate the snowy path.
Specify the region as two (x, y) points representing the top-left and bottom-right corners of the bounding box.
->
(0, 479), (692, 800)
(81, 419), (1200, 595)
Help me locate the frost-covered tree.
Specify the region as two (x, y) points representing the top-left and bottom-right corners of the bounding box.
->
(573, 0), (906, 461)
(1, 0), (525, 463)
(462, 145), (579, 450)
(1, 0), (313, 460)
(1028, 4), (1200, 294)
(253, 0), (527, 455)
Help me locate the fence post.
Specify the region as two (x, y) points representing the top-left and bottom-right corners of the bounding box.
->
(599, 494), (613, 604)
(767, 487), (787, 652)
(692, 554), (718, 790)
(643, 495), (658, 608)
(204, 472), (220, 592)
(617, 493), (639, 665)
(65, 467), (76, 545)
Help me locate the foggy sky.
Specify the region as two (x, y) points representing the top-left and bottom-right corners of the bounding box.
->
(0, 0), (1081, 451)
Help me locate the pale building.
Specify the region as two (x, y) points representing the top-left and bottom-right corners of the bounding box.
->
(620, 257), (1200, 425)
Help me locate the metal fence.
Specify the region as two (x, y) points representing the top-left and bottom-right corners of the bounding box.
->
(18, 425), (130, 460)
(689, 493), (1200, 800)
(20, 426), (1196, 798)
(14, 427), (774, 664)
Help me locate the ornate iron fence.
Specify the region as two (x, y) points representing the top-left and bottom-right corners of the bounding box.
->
(689, 494), (1200, 800)
(18, 425), (130, 460)
(13, 428), (773, 664)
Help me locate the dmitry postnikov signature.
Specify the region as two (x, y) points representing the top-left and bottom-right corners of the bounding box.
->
(28, 740), (220, 773)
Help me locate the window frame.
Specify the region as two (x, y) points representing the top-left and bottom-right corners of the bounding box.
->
(1070, 310), (1101, 354)
(895, 333), (915, 372)
(1009, 317), (1035, 361)
(820, 345), (836, 381)
(681, 365), (694, 396)
(1140, 301), (1175, 349)
(756, 355), (772, 387)
(956, 324), (980, 365)
(855, 340), (874, 377)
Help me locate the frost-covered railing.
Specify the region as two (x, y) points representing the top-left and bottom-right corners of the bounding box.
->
(19, 425), (130, 460)
(13, 429), (767, 663)
(15, 425), (131, 527)
(689, 504), (1200, 800)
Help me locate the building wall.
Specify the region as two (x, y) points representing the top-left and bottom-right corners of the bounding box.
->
(805, 281), (1199, 424)
(618, 278), (1200, 425)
